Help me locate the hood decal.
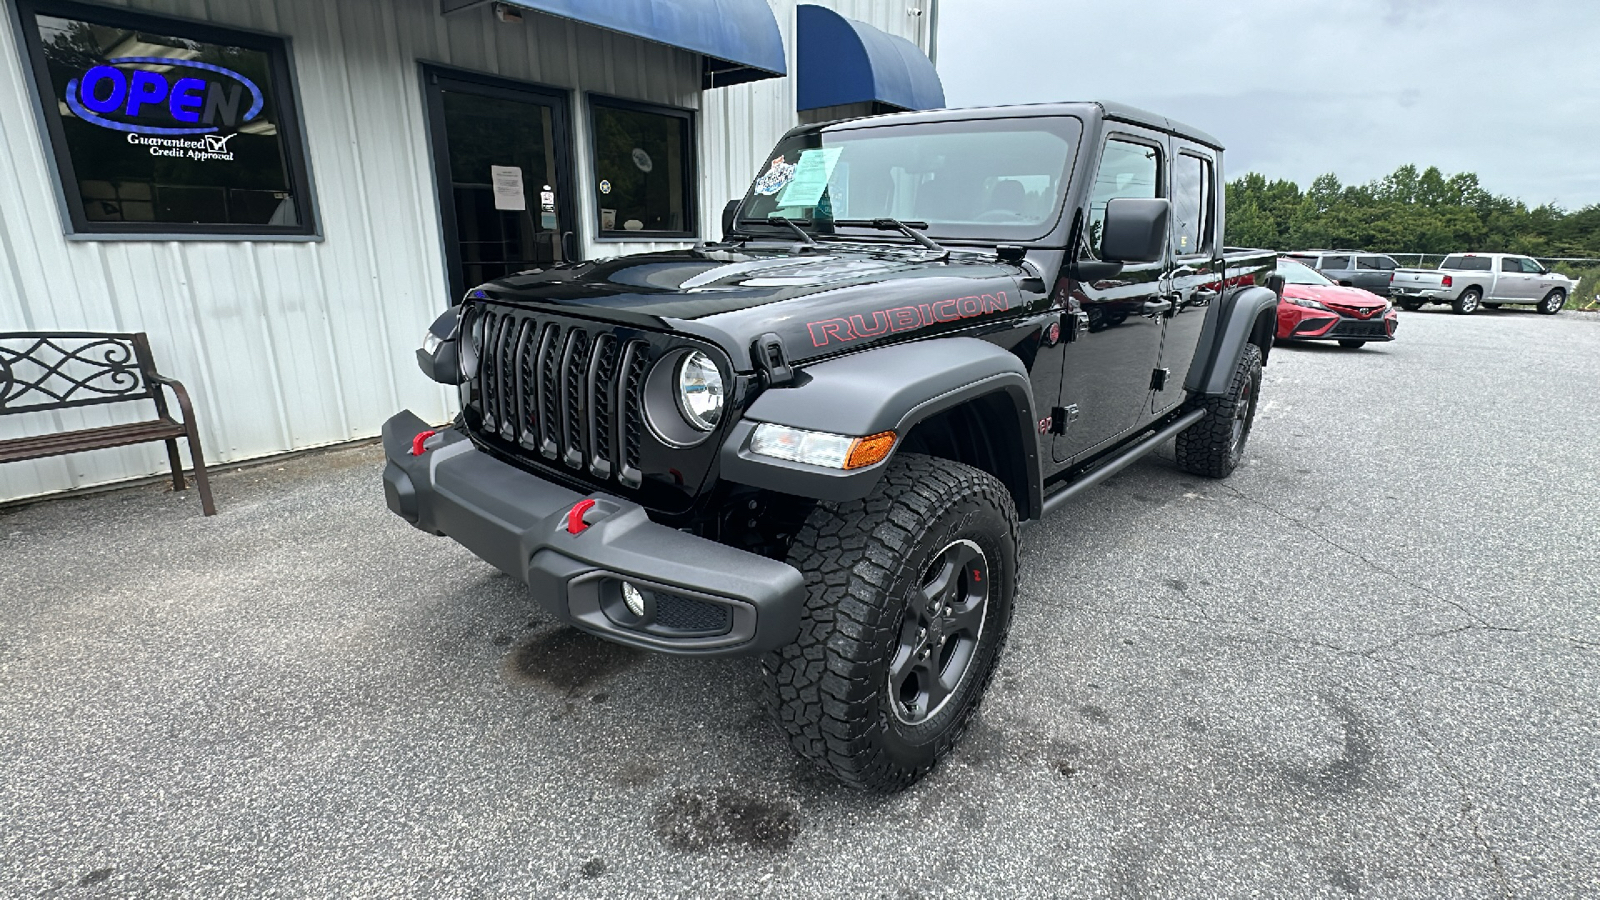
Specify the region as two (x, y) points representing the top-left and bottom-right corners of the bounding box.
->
(808, 291), (1012, 347)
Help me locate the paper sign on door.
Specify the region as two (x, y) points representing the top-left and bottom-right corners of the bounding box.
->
(491, 165), (526, 211)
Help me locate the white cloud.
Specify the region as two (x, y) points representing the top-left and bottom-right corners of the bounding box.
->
(936, 0), (1599, 208)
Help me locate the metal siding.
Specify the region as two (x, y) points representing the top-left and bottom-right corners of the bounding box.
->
(0, 0), (935, 503)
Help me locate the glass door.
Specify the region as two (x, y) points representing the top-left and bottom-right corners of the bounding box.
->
(423, 67), (577, 302)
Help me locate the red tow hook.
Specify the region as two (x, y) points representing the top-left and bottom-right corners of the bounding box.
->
(410, 430), (437, 456)
(566, 498), (598, 535)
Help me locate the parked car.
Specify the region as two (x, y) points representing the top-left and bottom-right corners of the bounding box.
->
(1274, 258), (1396, 348)
(1390, 253), (1575, 315)
(383, 101), (1281, 792)
(1283, 250), (1401, 297)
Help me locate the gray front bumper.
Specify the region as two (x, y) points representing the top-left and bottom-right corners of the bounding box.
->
(382, 410), (804, 656)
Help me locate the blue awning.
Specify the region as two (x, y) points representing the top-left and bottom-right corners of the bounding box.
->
(442, 0), (786, 88)
(795, 5), (943, 112)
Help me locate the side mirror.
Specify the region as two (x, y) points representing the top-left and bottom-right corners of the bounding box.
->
(721, 199), (742, 240)
(1100, 197), (1170, 264)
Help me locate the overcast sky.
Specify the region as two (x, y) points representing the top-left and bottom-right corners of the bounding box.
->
(936, 0), (1600, 209)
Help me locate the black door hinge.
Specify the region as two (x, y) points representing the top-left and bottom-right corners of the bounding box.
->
(1149, 367), (1169, 391)
(1050, 404), (1079, 435)
(754, 332), (794, 387)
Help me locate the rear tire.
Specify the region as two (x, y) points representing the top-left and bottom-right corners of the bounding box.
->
(1538, 289), (1567, 315)
(1399, 300), (1423, 311)
(1338, 340), (1366, 349)
(1175, 343), (1262, 479)
(1453, 288), (1482, 315)
(763, 454), (1018, 792)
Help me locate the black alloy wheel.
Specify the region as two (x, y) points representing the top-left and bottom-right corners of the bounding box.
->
(889, 539), (989, 725)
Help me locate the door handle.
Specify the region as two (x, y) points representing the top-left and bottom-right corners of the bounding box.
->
(1143, 298), (1174, 315)
(1171, 265), (1199, 278)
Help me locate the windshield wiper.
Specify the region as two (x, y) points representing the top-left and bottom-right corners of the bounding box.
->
(763, 215), (817, 246)
(834, 218), (949, 260)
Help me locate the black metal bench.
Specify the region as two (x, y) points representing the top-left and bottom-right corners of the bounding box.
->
(1, 331), (215, 515)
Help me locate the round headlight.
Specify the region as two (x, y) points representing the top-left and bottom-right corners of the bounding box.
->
(676, 351), (724, 431)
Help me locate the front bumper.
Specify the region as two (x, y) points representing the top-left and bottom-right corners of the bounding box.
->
(382, 410), (805, 656)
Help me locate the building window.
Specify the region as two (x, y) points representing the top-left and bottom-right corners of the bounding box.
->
(16, 0), (315, 237)
(588, 96), (695, 239)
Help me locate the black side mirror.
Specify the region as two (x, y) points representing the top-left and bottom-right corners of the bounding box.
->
(416, 305), (464, 385)
(721, 199), (742, 240)
(1101, 197), (1170, 264)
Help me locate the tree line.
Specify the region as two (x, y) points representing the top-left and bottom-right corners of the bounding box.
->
(1225, 165), (1600, 260)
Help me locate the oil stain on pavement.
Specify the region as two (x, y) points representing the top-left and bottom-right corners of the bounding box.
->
(506, 627), (643, 693)
(652, 787), (800, 852)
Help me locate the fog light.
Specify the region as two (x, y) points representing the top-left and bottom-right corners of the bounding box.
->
(622, 582), (647, 617)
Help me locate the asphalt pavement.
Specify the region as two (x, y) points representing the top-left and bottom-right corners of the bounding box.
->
(2, 306), (1597, 898)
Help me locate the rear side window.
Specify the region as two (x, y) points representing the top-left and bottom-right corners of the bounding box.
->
(1357, 255), (1395, 270)
(1321, 255), (1351, 270)
(1441, 255), (1492, 271)
(1500, 258), (1521, 272)
(1171, 153), (1213, 257)
(1085, 138), (1161, 257)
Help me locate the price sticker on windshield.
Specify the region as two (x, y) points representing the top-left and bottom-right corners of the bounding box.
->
(776, 148), (843, 208)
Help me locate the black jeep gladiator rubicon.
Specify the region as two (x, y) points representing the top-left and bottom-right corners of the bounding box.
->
(383, 102), (1279, 792)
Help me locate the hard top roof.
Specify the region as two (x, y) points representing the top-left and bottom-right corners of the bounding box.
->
(809, 101), (1224, 150)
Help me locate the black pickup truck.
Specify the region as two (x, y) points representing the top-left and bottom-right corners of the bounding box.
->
(384, 101), (1279, 792)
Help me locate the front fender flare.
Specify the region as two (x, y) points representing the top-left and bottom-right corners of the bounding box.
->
(1184, 285), (1278, 397)
(720, 337), (1041, 515)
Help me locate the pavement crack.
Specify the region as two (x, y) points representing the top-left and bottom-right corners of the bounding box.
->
(1404, 721), (1515, 898)
(1218, 483), (1498, 628)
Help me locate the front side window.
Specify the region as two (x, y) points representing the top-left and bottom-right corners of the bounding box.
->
(1518, 257), (1545, 274)
(18, 0), (314, 236)
(1085, 138), (1161, 256)
(737, 116), (1084, 244)
(1171, 152), (1213, 257)
(589, 96), (694, 238)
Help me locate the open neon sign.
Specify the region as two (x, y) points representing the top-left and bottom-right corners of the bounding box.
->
(64, 57), (264, 136)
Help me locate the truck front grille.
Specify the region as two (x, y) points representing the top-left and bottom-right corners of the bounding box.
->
(472, 307), (645, 489)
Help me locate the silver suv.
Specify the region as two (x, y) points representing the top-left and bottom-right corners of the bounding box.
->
(1284, 250), (1400, 297)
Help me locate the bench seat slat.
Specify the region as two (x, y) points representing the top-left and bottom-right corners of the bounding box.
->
(0, 418), (186, 464)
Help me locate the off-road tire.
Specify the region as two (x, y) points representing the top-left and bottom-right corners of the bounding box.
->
(1338, 340), (1366, 349)
(1175, 342), (1262, 479)
(1453, 288), (1482, 315)
(762, 454), (1018, 792)
(1537, 289), (1567, 315)
(1399, 300), (1424, 311)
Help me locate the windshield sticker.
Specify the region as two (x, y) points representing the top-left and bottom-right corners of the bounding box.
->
(806, 292), (1012, 348)
(776, 147), (843, 207)
(753, 157), (797, 195)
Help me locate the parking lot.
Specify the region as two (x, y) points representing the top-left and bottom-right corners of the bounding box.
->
(2, 307), (1597, 898)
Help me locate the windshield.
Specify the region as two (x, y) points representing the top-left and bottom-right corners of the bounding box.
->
(736, 116), (1084, 242)
(1277, 258), (1334, 286)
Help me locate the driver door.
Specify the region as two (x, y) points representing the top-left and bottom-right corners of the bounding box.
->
(1053, 130), (1171, 464)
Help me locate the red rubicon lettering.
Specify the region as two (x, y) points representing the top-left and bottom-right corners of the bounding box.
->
(807, 318), (856, 346)
(805, 290), (1014, 347)
(849, 310), (891, 338)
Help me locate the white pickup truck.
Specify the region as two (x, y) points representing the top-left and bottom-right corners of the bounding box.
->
(1390, 253), (1576, 315)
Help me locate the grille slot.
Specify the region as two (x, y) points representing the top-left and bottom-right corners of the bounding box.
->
(473, 308), (652, 488)
(653, 594), (733, 634)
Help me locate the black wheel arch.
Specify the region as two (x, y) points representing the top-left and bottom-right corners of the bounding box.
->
(1184, 284), (1277, 397)
(718, 337), (1043, 521)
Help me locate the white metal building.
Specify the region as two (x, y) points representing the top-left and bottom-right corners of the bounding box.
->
(0, 0), (941, 504)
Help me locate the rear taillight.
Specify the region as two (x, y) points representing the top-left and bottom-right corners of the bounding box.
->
(1442, 275), (1453, 288)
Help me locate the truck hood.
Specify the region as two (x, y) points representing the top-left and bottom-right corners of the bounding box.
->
(468, 245), (1042, 369)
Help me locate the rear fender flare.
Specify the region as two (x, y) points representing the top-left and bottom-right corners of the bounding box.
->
(1184, 285), (1278, 397)
(719, 337), (1042, 517)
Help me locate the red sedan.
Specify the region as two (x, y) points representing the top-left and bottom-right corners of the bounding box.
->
(1275, 258), (1398, 349)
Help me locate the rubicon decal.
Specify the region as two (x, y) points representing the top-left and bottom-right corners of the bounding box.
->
(65, 58), (264, 137)
(806, 292), (1011, 347)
